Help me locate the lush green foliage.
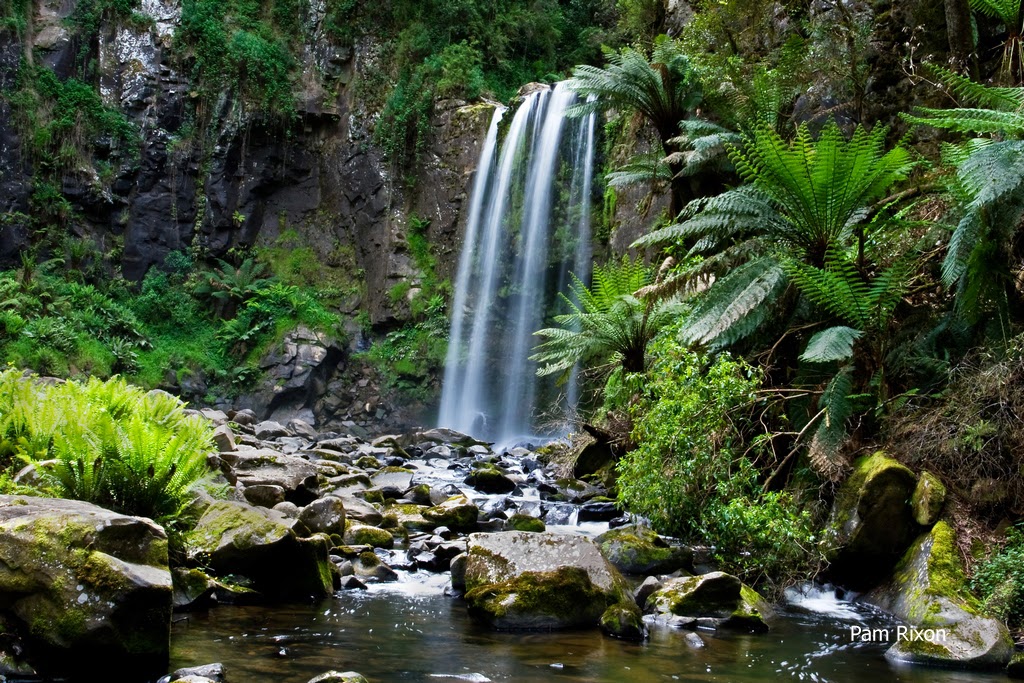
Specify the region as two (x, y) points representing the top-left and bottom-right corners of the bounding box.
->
(972, 524), (1024, 626)
(531, 256), (685, 378)
(615, 329), (821, 589)
(0, 370), (213, 525)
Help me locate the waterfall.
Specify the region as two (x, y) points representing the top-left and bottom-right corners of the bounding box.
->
(438, 82), (597, 445)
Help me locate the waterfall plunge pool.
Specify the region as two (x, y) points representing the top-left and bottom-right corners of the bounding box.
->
(169, 578), (1006, 683)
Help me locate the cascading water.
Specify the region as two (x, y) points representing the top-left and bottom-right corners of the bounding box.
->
(438, 82), (597, 445)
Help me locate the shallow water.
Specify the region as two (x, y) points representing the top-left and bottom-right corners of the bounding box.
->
(169, 577), (1007, 683)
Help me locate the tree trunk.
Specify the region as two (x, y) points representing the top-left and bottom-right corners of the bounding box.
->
(944, 0), (977, 78)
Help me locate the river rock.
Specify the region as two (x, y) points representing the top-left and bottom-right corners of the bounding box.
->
(243, 484), (286, 508)
(422, 495), (478, 532)
(163, 663), (227, 683)
(595, 526), (693, 575)
(254, 420), (290, 439)
(343, 523), (394, 548)
(307, 671), (368, 683)
(507, 513), (545, 532)
(862, 521), (1013, 669)
(229, 449), (320, 505)
(337, 495), (383, 526)
(825, 452), (920, 589)
(462, 532), (640, 634)
(0, 496), (172, 674)
(464, 467), (516, 493)
(188, 501), (333, 599)
(172, 568), (217, 611)
(299, 496), (347, 536)
(646, 572), (772, 632)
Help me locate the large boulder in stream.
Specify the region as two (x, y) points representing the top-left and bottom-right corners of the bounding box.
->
(422, 495), (478, 532)
(825, 452), (920, 589)
(224, 449), (320, 505)
(595, 525), (693, 575)
(0, 496), (172, 675)
(462, 532), (644, 639)
(645, 572), (773, 632)
(188, 501), (333, 600)
(862, 521), (1013, 669)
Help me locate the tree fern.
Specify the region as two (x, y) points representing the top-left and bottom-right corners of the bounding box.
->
(800, 326), (864, 363)
(808, 367), (855, 481)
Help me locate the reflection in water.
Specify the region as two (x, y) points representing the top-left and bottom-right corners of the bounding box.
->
(170, 578), (1007, 683)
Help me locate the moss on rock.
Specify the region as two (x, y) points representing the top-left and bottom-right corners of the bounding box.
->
(595, 525), (692, 575)
(507, 514), (545, 533)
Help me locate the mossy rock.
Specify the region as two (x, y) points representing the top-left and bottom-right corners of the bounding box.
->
(465, 566), (610, 629)
(863, 521), (1013, 669)
(307, 671), (369, 683)
(189, 501), (333, 599)
(343, 524), (395, 549)
(463, 532), (633, 631)
(507, 514), (545, 533)
(646, 572), (771, 633)
(464, 468), (516, 493)
(384, 503), (436, 532)
(595, 525), (692, 575)
(825, 452), (919, 589)
(422, 495), (478, 532)
(0, 496), (172, 675)
(911, 471), (946, 527)
(600, 602), (646, 641)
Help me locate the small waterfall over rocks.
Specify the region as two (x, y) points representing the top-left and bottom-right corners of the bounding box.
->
(438, 82), (597, 445)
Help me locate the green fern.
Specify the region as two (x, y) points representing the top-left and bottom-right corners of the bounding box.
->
(800, 326), (864, 363)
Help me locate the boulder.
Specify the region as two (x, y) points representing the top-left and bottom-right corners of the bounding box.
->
(422, 495), (478, 532)
(507, 514), (545, 532)
(595, 526), (693, 575)
(337, 495), (383, 526)
(862, 521), (1013, 669)
(171, 568), (216, 611)
(229, 450), (320, 505)
(242, 484), (286, 508)
(0, 496), (172, 675)
(254, 420), (290, 440)
(188, 501), (333, 599)
(163, 663), (227, 683)
(569, 430), (616, 482)
(211, 425), (236, 453)
(825, 452), (920, 589)
(463, 532), (637, 631)
(646, 572), (772, 632)
(299, 496), (347, 536)
(343, 524), (394, 549)
(912, 471), (946, 527)
(307, 671), (368, 683)
(464, 467), (516, 494)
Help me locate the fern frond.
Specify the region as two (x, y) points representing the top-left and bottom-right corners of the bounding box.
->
(808, 367), (854, 480)
(800, 326), (863, 362)
(680, 257), (787, 346)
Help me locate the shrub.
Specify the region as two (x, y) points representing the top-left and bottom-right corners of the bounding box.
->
(973, 524), (1024, 627)
(0, 371), (214, 529)
(616, 328), (822, 591)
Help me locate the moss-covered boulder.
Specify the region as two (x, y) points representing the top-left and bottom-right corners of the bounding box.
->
(646, 572), (772, 632)
(507, 514), (545, 532)
(422, 495), (478, 532)
(0, 496), (172, 676)
(862, 521), (1013, 669)
(595, 525), (693, 575)
(343, 523), (394, 548)
(463, 532), (635, 632)
(464, 467), (516, 494)
(599, 602), (646, 641)
(188, 501), (333, 600)
(825, 452), (920, 589)
(384, 503), (436, 532)
(911, 471), (946, 527)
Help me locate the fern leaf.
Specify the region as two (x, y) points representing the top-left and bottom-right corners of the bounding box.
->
(800, 326), (863, 362)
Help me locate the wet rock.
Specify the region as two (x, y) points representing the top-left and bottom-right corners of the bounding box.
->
(464, 467), (516, 494)
(423, 495), (479, 532)
(463, 532), (636, 630)
(600, 602), (647, 641)
(212, 425), (236, 453)
(578, 501), (620, 522)
(912, 471), (946, 527)
(337, 495), (383, 526)
(825, 452), (919, 589)
(450, 553), (468, 591)
(507, 514), (545, 532)
(343, 524), (394, 549)
(307, 671), (368, 683)
(0, 496), (172, 675)
(569, 430), (616, 482)
(646, 572), (772, 632)
(863, 521), (1013, 669)
(371, 467), (414, 491)
(163, 663), (227, 683)
(385, 503), (435, 532)
(412, 551), (448, 572)
(338, 576), (367, 591)
(595, 526), (693, 575)
(188, 501), (333, 599)
(352, 552), (398, 582)
(172, 568), (216, 611)
(299, 496), (347, 536)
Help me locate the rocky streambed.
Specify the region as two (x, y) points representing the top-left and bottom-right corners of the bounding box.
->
(0, 412), (1017, 682)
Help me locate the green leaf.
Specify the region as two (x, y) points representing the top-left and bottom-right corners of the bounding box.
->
(800, 326), (863, 362)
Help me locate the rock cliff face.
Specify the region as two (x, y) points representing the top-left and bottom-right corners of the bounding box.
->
(0, 0), (493, 326)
